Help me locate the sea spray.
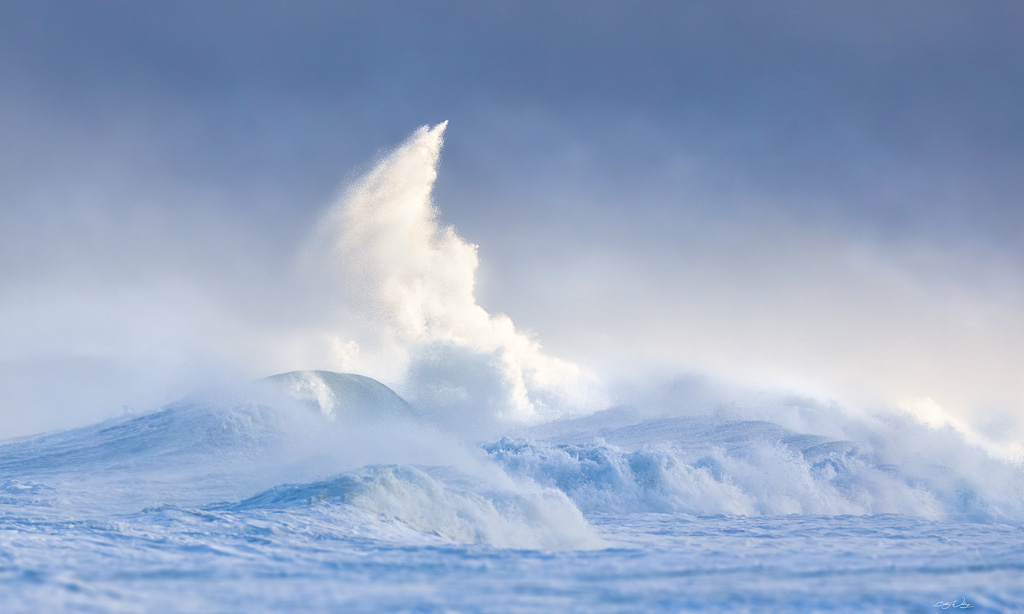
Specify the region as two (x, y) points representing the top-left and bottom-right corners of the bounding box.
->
(300, 123), (607, 428)
(1, 124), (1022, 611)
(497, 388), (1024, 523)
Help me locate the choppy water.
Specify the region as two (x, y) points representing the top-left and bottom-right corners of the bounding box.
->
(4, 510), (1022, 613)
(1, 372), (1022, 612)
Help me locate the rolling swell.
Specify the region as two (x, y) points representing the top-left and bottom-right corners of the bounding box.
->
(0, 372), (603, 548)
(211, 465), (601, 550)
(0, 404), (275, 472)
(485, 415), (1024, 522)
(2, 370), (1023, 555)
(0, 371), (413, 477)
(0, 372), (423, 516)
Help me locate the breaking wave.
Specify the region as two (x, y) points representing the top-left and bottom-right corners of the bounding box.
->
(0, 373), (602, 549)
(216, 465), (601, 550)
(2, 125), (1021, 568)
(485, 409), (1024, 523)
(2, 369), (1022, 558)
(299, 122), (606, 427)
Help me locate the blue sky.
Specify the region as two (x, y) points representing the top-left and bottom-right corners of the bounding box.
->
(1, 2), (1022, 439)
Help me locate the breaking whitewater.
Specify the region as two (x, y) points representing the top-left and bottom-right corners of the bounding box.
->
(2, 125), (1023, 613)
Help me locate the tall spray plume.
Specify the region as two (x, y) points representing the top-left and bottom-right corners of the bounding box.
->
(301, 122), (607, 427)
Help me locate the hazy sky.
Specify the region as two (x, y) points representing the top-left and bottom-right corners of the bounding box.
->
(1, 2), (1022, 439)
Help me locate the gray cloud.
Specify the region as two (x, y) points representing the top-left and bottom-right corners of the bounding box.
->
(1, 1), (1022, 437)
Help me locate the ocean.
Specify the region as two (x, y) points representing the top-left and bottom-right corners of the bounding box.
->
(1, 371), (1021, 613)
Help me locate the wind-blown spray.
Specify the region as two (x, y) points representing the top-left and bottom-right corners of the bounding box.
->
(302, 123), (606, 426)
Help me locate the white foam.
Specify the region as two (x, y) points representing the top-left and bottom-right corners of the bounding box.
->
(342, 465), (603, 550)
(301, 123), (607, 426)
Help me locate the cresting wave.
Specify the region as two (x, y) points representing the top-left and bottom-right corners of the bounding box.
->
(494, 396), (1024, 523)
(2, 124), (1022, 560)
(216, 465), (601, 550)
(2, 370), (1022, 558)
(0, 372), (603, 550)
(485, 431), (1024, 522)
(298, 122), (607, 427)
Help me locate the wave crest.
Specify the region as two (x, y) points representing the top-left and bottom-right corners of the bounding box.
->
(484, 420), (1024, 522)
(220, 465), (603, 550)
(301, 123), (607, 426)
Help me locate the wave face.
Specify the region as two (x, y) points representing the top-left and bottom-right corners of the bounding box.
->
(2, 123), (1022, 611)
(484, 422), (1022, 521)
(0, 373), (600, 548)
(216, 465), (600, 550)
(264, 370), (415, 422)
(2, 373), (1023, 612)
(5, 374), (1019, 527)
